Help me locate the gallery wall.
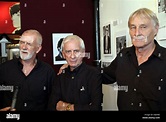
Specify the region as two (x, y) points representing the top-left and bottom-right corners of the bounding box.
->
(19, 0), (96, 73)
(100, 0), (166, 110)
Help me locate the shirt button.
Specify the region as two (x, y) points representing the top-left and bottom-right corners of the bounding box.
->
(43, 86), (46, 90)
(158, 53), (161, 57)
(134, 88), (136, 91)
(120, 53), (123, 57)
(139, 70), (142, 74)
(24, 103), (27, 107)
(131, 103), (133, 106)
(139, 103), (142, 107)
(160, 79), (163, 82)
(72, 76), (74, 79)
(137, 74), (140, 77)
(158, 86), (161, 90)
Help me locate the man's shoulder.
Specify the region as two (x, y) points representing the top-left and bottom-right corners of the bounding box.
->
(38, 60), (54, 71)
(0, 58), (17, 66)
(83, 63), (101, 73)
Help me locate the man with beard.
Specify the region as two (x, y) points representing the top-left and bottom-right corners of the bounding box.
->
(0, 29), (56, 111)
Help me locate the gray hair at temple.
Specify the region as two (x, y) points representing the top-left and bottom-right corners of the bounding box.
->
(61, 35), (85, 51)
(128, 8), (159, 28)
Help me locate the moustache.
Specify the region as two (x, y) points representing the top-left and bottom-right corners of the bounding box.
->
(20, 50), (28, 53)
(132, 36), (147, 42)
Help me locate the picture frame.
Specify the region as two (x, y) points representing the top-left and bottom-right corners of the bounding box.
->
(52, 33), (73, 65)
(101, 61), (111, 68)
(158, 0), (166, 13)
(6, 43), (19, 60)
(9, 48), (19, 60)
(115, 29), (128, 55)
(0, 1), (21, 34)
(102, 23), (112, 56)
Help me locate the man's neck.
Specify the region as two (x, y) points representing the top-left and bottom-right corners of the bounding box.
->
(135, 43), (156, 65)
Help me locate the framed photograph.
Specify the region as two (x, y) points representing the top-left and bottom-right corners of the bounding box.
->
(52, 33), (73, 65)
(103, 23), (111, 55)
(158, 0), (166, 13)
(0, 1), (21, 34)
(115, 30), (128, 55)
(101, 61), (111, 68)
(9, 48), (19, 60)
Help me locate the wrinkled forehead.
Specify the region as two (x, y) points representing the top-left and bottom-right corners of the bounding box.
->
(19, 35), (34, 43)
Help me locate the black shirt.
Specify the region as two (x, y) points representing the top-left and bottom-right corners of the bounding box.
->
(0, 58), (56, 111)
(103, 40), (166, 111)
(48, 62), (103, 111)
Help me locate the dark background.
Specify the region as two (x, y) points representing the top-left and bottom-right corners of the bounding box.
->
(0, 0), (98, 73)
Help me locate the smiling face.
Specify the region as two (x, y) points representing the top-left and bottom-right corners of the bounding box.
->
(19, 31), (42, 61)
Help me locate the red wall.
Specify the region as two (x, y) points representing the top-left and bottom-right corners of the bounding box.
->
(20, 0), (96, 73)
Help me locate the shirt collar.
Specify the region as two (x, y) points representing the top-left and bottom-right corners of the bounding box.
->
(66, 62), (84, 74)
(125, 40), (166, 60)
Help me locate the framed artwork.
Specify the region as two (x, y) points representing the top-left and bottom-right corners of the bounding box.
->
(115, 30), (128, 55)
(52, 33), (73, 65)
(9, 48), (19, 60)
(0, 1), (21, 34)
(101, 61), (111, 68)
(158, 0), (166, 13)
(6, 43), (19, 60)
(103, 23), (111, 55)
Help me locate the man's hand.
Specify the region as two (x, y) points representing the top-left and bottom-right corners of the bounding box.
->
(0, 107), (15, 111)
(57, 64), (68, 75)
(56, 101), (67, 111)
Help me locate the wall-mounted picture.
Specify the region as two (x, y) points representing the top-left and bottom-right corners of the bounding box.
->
(115, 29), (128, 55)
(0, 1), (21, 34)
(116, 35), (126, 54)
(52, 33), (73, 65)
(103, 24), (111, 55)
(6, 43), (19, 60)
(101, 61), (111, 68)
(9, 48), (19, 60)
(158, 0), (166, 13)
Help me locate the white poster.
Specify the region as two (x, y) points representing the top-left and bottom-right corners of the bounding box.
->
(52, 33), (73, 65)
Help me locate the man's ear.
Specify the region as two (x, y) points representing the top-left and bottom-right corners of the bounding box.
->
(81, 49), (85, 58)
(154, 25), (159, 36)
(36, 45), (42, 54)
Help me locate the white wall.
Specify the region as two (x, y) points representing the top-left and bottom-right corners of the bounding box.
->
(100, 0), (166, 111)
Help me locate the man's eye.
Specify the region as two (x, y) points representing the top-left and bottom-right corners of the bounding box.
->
(19, 41), (24, 44)
(140, 26), (146, 29)
(27, 43), (32, 46)
(130, 26), (136, 30)
(65, 51), (70, 54)
(74, 50), (80, 53)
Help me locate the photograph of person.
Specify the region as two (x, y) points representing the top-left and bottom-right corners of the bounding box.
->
(103, 24), (111, 54)
(158, 0), (166, 13)
(0, 2), (20, 34)
(9, 3), (21, 34)
(55, 38), (65, 61)
(116, 36), (126, 54)
(52, 33), (72, 65)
